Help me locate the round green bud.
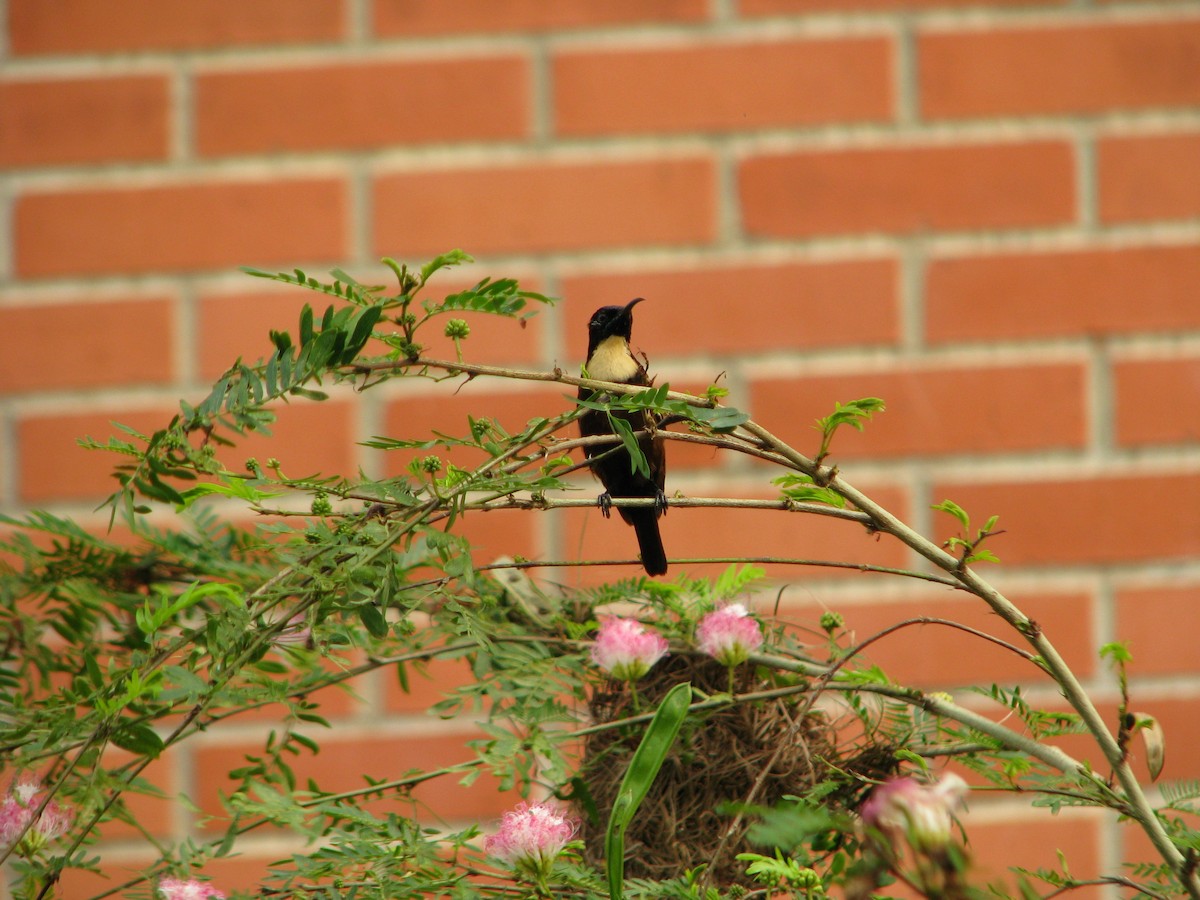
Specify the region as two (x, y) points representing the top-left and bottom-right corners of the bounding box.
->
(444, 318), (470, 339)
(819, 611), (844, 634)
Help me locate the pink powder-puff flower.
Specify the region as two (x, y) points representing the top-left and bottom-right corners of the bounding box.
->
(861, 773), (969, 854)
(696, 603), (764, 667)
(157, 876), (227, 900)
(590, 617), (669, 682)
(0, 795), (34, 848)
(485, 801), (578, 876)
(0, 779), (73, 853)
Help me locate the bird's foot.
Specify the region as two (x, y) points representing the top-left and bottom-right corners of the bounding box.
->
(654, 488), (668, 516)
(597, 492), (613, 519)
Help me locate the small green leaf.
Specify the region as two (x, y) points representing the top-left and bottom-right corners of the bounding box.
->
(932, 499), (970, 531)
(358, 604), (388, 638)
(420, 249), (473, 283)
(111, 721), (164, 758)
(609, 415), (650, 479)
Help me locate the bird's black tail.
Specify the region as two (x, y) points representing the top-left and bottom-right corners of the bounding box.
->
(631, 513), (668, 577)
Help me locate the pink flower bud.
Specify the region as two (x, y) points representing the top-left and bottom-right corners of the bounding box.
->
(484, 801), (578, 872)
(861, 773), (969, 854)
(157, 876), (227, 900)
(590, 618), (669, 682)
(270, 612), (311, 647)
(696, 603), (764, 666)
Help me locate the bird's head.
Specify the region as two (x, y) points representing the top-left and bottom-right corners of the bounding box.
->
(586, 298), (644, 356)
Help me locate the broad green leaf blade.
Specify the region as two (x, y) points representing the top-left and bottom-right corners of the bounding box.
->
(605, 682), (691, 900)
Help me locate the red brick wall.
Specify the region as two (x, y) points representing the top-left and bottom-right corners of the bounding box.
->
(4, 0), (1199, 893)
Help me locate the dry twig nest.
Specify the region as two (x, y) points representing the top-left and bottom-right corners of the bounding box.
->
(578, 653), (851, 886)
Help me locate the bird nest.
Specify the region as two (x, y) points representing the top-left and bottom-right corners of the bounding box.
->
(578, 653), (865, 886)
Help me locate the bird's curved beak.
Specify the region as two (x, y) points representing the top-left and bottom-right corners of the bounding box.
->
(623, 297), (646, 316)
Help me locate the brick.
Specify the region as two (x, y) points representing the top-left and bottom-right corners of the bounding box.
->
(1098, 132), (1200, 222)
(969, 811), (1101, 889)
(931, 472), (1200, 567)
(385, 656), (476, 714)
(17, 401), (355, 503)
(742, 0), (1061, 12)
(8, 0), (343, 54)
(194, 728), (520, 827)
(558, 483), (911, 583)
(15, 178), (347, 278)
(920, 19), (1200, 118)
(17, 407), (168, 504)
(196, 56), (529, 157)
(1116, 584), (1200, 676)
(92, 748), (177, 841)
(561, 258), (899, 359)
(750, 362), (1087, 460)
(198, 288), (320, 380)
(373, 156), (716, 257)
(783, 590), (1094, 686)
(740, 141), (1074, 238)
(554, 37), (892, 136)
(926, 243), (1200, 342)
(0, 296), (174, 393)
(1114, 355), (1200, 448)
(0, 75), (168, 167)
(453, 507), (543, 565)
(372, 0), (707, 36)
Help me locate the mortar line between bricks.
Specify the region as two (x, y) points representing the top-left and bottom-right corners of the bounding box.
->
(715, 139), (742, 248)
(349, 160), (371, 265)
(0, 406), (15, 510)
(171, 60), (194, 163)
(899, 240), (926, 354)
(894, 18), (919, 127)
(0, 180), (12, 283)
(711, 0), (736, 22)
(529, 35), (553, 146)
(1075, 126), (1099, 231)
(174, 279), (199, 389)
(1088, 341), (1116, 459)
(1093, 575), (1117, 663)
(347, 0), (369, 44)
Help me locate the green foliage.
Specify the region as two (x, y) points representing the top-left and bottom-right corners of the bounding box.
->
(813, 397), (885, 463)
(0, 251), (1192, 900)
(773, 473), (846, 508)
(932, 499), (1002, 567)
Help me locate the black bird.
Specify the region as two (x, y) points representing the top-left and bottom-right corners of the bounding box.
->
(578, 298), (668, 576)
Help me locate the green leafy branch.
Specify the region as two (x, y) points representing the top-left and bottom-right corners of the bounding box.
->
(932, 499), (1003, 570)
(575, 382), (752, 478)
(813, 397), (885, 467)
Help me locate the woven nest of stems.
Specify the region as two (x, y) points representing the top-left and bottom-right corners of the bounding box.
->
(578, 652), (885, 886)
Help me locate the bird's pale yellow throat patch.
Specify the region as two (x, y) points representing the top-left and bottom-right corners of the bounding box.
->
(586, 335), (640, 382)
